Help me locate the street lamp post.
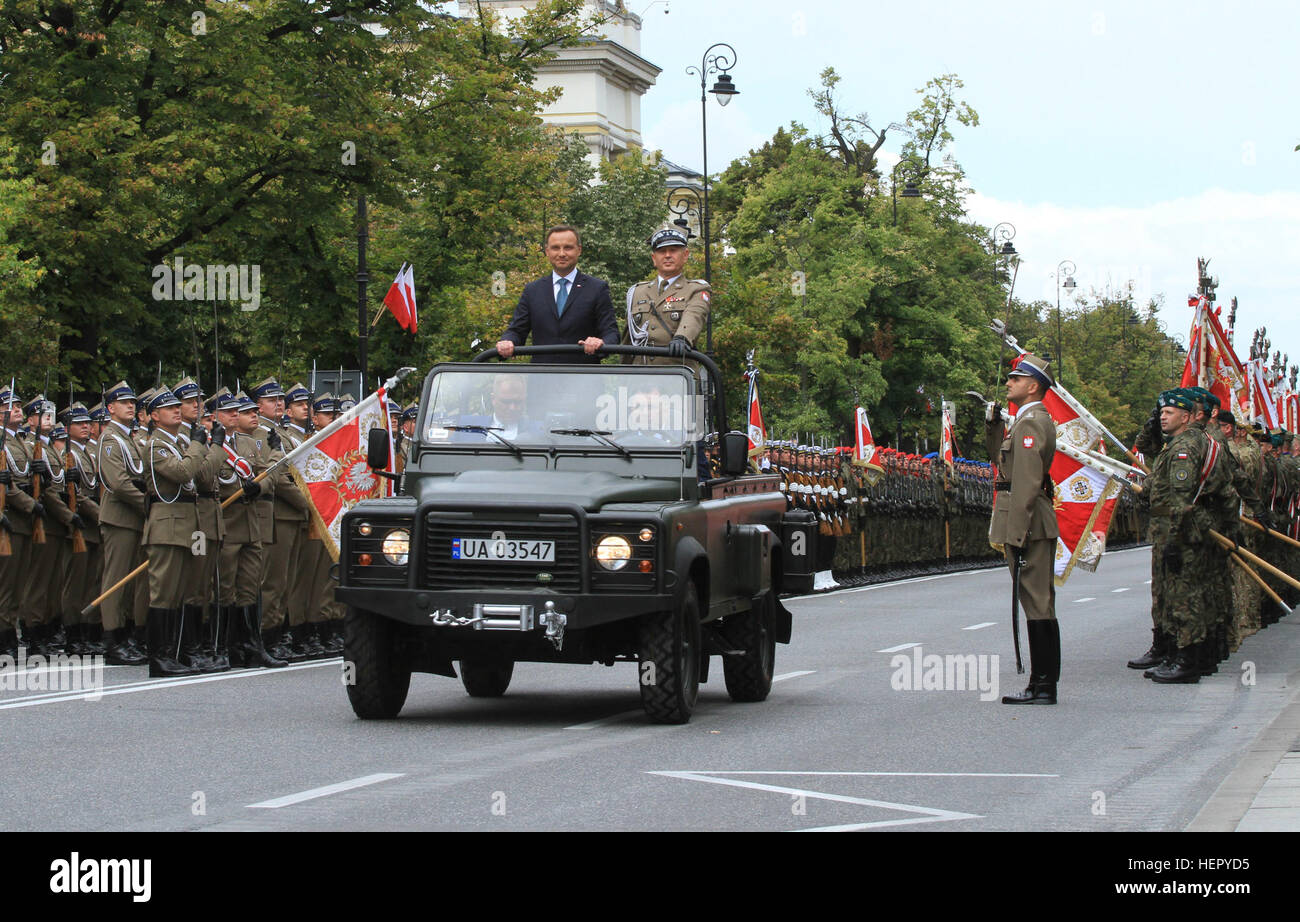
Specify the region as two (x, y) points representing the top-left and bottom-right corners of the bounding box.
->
(891, 158), (924, 226)
(1055, 259), (1077, 385)
(686, 42), (738, 352)
(990, 222), (1017, 281)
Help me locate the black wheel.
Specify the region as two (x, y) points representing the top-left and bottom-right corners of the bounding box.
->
(637, 581), (701, 724)
(460, 657), (514, 697)
(722, 590), (776, 702)
(343, 606), (410, 719)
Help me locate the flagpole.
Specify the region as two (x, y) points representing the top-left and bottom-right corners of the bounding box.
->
(357, 194), (369, 386)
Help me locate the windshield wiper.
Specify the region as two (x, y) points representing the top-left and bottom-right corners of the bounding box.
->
(550, 428), (632, 460)
(444, 425), (523, 459)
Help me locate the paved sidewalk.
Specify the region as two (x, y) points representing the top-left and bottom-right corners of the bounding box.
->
(1189, 664), (1300, 831)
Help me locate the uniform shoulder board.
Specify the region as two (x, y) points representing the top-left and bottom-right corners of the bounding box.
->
(692, 279), (709, 286)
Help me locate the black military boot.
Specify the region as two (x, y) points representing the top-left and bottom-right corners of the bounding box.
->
(178, 605), (217, 672)
(322, 620), (344, 656)
(1127, 628), (1170, 669)
(1002, 620), (1057, 704)
(220, 606), (245, 669)
(268, 623), (300, 663)
(0, 627), (17, 659)
(104, 626), (147, 666)
(148, 608), (199, 678)
(202, 605), (229, 673)
(46, 620), (67, 655)
(82, 623), (107, 656)
(237, 606), (287, 668)
(1195, 640), (1215, 677)
(1151, 645), (1201, 683)
(130, 621), (149, 658)
(297, 623), (327, 660)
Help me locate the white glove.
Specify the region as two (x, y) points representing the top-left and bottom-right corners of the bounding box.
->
(984, 401), (1001, 423)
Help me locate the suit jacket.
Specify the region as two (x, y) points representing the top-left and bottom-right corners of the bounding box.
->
(501, 271), (619, 364)
(986, 403), (1059, 548)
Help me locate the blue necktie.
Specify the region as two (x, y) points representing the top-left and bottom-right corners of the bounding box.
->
(556, 278), (569, 317)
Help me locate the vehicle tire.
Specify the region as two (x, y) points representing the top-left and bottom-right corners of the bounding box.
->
(637, 581), (702, 724)
(722, 590), (776, 703)
(344, 606), (410, 719)
(460, 657), (514, 697)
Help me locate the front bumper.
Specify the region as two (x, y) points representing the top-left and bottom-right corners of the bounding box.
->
(335, 586), (670, 630)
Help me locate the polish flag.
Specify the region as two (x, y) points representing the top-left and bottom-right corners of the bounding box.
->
(383, 263), (418, 333)
(940, 402), (955, 470)
(745, 372), (766, 458)
(852, 406), (885, 482)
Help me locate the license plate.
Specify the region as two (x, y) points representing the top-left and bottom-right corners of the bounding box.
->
(452, 536), (555, 562)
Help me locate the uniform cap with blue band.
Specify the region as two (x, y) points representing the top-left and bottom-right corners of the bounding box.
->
(147, 388), (182, 412)
(1008, 352), (1055, 390)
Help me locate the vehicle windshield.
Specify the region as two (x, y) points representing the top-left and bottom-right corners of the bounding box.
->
(422, 368), (704, 449)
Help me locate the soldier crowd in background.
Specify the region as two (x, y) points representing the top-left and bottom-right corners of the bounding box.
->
(0, 376), (418, 678)
(1129, 385), (1300, 684)
(751, 438), (1147, 578)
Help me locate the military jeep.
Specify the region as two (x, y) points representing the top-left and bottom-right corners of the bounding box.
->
(337, 345), (816, 724)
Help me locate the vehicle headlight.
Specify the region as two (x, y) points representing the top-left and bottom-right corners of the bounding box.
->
(381, 528), (410, 566)
(594, 535), (631, 571)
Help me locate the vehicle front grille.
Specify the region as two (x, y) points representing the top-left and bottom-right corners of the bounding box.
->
(423, 514), (582, 592)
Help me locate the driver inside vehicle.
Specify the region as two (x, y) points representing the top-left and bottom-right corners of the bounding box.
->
(450, 374), (541, 442)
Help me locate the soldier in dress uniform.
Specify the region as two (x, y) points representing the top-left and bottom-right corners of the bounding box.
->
(302, 392), (346, 640)
(142, 387), (214, 677)
(0, 385), (33, 657)
(61, 403), (104, 656)
(96, 381), (150, 665)
(173, 377), (228, 672)
(283, 383), (338, 654)
(213, 391), (284, 668)
(622, 228), (711, 364)
(250, 377), (317, 661)
(88, 402), (107, 442)
(16, 394), (70, 654)
(338, 393), (357, 414)
(985, 353), (1061, 705)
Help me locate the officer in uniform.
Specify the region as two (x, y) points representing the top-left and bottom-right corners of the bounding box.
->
(985, 353), (1061, 705)
(1142, 388), (1236, 683)
(15, 394), (69, 653)
(1220, 410), (1264, 647)
(0, 386), (34, 657)
(250, 377), (317, 661)
(142, 387), (213, 677)
(172, 377), (228, 672)
(97, 381), (150, 665)
(303, 392), (346, 641)
(622, 228), (711, 364)
(214, 391), (285, 668)
(61, 403), (104, 656)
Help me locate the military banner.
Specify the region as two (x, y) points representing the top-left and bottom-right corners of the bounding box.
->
(285, 385), (395, 560)
(852, 406), (884, 483)
(745, 369), (765, 459)
(1051, 454), (1126, 584)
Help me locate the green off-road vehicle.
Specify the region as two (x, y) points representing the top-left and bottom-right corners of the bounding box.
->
(337, 345), (816, 723)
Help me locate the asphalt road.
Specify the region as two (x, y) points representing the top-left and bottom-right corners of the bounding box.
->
(3, 545), (1297, 832)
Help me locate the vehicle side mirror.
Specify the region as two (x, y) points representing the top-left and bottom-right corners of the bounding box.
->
(367, 427), (390, 470)
(722, 431), (748, 476)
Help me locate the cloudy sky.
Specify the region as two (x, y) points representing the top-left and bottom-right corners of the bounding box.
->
(636, 0), (1300, 360)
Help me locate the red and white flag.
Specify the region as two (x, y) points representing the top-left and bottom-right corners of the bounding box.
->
(852, 406), (884, 483)
(1250, 358), (1281, 429)
(382, 263), (418, 333)
(940, 401), (955, 471)
(745, 371), (765, 458)
(285, 383), (395, 560)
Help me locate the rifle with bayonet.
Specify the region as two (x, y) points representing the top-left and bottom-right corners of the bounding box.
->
(0, 378), (13, 556)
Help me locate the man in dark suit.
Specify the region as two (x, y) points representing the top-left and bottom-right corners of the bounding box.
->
(496, 225), (619, 365)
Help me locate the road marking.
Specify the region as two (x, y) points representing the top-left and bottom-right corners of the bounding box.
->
(783, 568), (1000, 603)
(876, 643), (920, 654)
(1144, 579), (1152, 584)
(648, 771), (983, 831)
(1112, 587), (1130, 593)
(700, 771), (1059, 778)
(0, 659), (340, 710)
(565, 709), (644, 730)
(1073, 597), (1096, 603)
(962, 622), (996, 631)
(773, 670), (815, 683)
(247, 773), (405, 809)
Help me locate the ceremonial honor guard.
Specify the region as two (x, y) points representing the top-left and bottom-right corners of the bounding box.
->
(62, 403), (104, 656)
(174, 377), (228, 672)
(142, 388), (211, 677)
(985, 353), (1061, 705)
(18, 394), (69, 653)
(214, 391), (284, 667)
(96, 381), (150, 665)
(0, 386), (34, 657)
